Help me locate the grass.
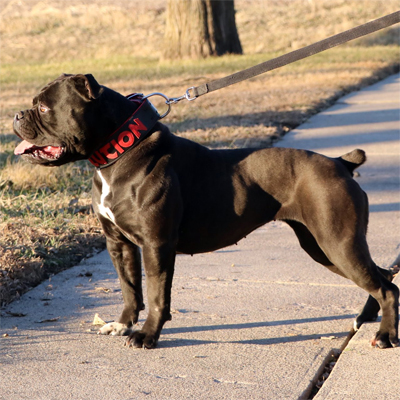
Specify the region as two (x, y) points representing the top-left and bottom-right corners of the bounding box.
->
(0, 0), (399, 305)
(2, 45), (399, 85)
(0, 158), (105, 305)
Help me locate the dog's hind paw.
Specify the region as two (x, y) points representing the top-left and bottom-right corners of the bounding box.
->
(370, 331), (399, 349)
(98, 322), (131, 336)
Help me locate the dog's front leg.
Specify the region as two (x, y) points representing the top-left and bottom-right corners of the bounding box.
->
(99, 232), (144, 336)
(126, 244), (175, 349)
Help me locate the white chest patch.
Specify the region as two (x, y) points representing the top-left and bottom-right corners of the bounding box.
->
(97, 170), (116, 223)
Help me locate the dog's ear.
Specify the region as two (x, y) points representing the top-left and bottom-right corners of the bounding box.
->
(72, 74), (103, 100)
(83, 74), (103, 99)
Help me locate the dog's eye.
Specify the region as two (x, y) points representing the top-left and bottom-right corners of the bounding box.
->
(39, 103), (50, 113)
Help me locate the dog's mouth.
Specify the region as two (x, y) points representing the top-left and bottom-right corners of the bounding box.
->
(14, 139), (64, 161)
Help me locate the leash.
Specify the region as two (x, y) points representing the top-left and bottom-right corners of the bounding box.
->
(146, 10), (400, 118)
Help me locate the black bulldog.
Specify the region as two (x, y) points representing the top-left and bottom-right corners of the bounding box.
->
(13, 74), (399, 349)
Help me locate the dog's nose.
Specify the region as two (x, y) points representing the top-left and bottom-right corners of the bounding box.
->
(14, 111), (25, 121)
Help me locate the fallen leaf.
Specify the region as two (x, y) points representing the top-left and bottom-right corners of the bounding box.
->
(95, 287), (111, 293)
(93, 313), (106, 326)
(321, 336), (337, 340)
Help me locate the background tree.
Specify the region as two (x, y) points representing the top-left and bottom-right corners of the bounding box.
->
(162, 0), (243, 59)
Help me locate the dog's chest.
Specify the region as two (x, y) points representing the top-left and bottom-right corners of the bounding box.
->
(96, 170), (116, 223)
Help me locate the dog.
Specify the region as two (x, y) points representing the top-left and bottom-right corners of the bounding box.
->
(13, 74), (399, 349)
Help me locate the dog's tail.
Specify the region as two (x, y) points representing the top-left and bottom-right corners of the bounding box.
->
(337, 149), (366, 175)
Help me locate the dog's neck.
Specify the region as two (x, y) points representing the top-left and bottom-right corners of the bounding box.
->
(88, 93), (161, 169)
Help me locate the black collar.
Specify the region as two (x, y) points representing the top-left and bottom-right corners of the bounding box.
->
(89, 94), (160, 169)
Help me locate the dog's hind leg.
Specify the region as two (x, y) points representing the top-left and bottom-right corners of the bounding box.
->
(354, 267), (395, 330)
(285, 220), (334, 267)
(287, 220), (396, 332)
(283, 220), (399, 348)
(284, 219), (348, 278)
(351, 264), (398, 349)
(283, 219), (387, 334)
(318, 229), (399, 348)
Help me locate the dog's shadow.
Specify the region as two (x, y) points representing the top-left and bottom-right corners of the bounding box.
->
(158, 314), (356, 348)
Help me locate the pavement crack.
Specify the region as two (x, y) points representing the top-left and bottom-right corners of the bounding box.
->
(304, 327), (356, 399)
(306, 351), (341, 399)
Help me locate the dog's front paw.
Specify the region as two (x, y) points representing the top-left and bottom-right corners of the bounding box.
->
(98, 322), (131, 336)
(370, 331), (399, 349)
(124, 330), (158, 349)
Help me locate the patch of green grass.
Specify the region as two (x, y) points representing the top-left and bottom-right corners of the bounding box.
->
(2, 45), (398, 90)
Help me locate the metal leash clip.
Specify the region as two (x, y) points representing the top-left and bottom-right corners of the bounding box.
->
(165, 87), (197, 105)
(143, 87), (197, 119)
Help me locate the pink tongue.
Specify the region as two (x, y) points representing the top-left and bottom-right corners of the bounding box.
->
(14, 140), (35, 155)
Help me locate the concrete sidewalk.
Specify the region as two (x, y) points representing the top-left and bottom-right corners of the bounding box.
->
(1, 74), (399, 400)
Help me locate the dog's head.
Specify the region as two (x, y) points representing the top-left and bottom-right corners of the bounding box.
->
(13, 74), (129, 166)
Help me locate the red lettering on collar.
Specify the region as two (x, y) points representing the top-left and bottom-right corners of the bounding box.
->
(111, 139), (123, 153)
(89, 118), (149, 167)
(118, 131), (135, 148)
(89, 151), (107, 167)
(129, 118), (146, 138)
(88, 96), (160, 169)
(99, 143), (118, 160)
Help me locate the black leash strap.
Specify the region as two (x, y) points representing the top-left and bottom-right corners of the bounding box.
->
(190, 11), (400, 99)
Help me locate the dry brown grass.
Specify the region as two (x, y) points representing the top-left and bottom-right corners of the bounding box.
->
(0, 158), (105, 305)
(0, 214), (105, 305)
(1, 0), (398, 62)
(0, 0), (399, 305)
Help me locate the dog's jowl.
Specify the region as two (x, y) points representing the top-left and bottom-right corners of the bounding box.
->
(13, 74), (399, 349)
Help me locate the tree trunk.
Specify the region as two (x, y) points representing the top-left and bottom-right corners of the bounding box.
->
(162, 0), (242, 60)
